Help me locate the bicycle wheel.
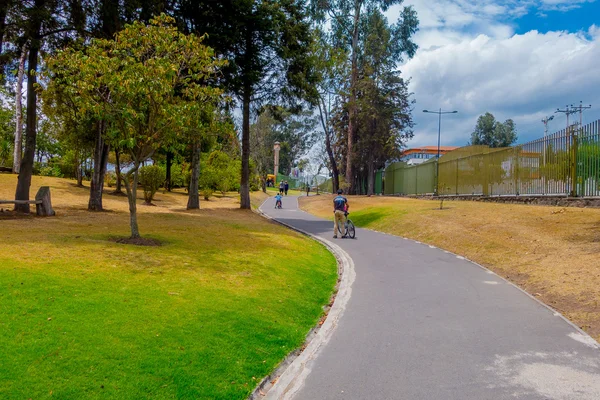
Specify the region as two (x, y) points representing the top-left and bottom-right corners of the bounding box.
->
(347, 220), (356, 239)
(338, 222), (344, 236)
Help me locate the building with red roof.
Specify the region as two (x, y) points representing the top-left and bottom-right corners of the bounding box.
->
(399, 146), (459, 165)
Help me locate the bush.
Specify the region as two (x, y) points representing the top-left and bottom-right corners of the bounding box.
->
(201, 188), (213, 200)
(57, 150), (81, 179)
(106, 171), (116, 188)
(39, 164), (63, 178)
(139, 165), (166, 204)
(170, 163), (187, 188)
(250, 174), (261, 192)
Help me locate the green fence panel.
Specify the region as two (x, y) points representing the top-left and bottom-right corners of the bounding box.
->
(375, 170), (383, 194)
(403, 165), (415, 194)
(577, 120), (600, 197)
(393, 163), (404, 194)
(416, 160), (436, 194)
(382, 119), (600, 198)
(384, 163), (396, 194)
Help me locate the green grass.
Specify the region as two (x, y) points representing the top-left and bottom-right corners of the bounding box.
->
(0, 176), (337, 400)
(265, 186), (303, 196)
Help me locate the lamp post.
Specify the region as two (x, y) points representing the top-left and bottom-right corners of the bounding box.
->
(541, 115), (554, 195)
(273, 142), (281, 184)
(541, 115), (554, 166)
(423, 109), (458, 195)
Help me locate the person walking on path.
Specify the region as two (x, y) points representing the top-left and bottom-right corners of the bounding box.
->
(333, 189), (348, 239)
(284, 181), (289, 196)
(279, 181), (284, 195)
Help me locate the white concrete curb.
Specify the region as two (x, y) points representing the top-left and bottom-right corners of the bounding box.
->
(250, 198), (356, 400)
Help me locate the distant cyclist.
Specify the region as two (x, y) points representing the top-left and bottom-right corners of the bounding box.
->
(274, 193), (283, 209)
(333, 189), (348, 239)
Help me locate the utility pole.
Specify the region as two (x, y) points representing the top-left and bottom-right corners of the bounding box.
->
(555, 105), (577, 130)
(570, 101), (592, 132)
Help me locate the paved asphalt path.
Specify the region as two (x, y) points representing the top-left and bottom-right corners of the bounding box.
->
(260, 196), (600, 400)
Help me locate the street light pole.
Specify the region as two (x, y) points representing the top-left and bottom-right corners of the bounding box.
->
(541, 115), (554, 167)
(541, 115), (554, 195)
(423, 109), (458, 195)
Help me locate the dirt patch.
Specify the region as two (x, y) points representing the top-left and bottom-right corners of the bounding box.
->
(112, 237), (162, 246)
(0, 209), (35, 219)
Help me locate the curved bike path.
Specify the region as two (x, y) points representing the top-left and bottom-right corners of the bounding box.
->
(260, 195), (600, 400)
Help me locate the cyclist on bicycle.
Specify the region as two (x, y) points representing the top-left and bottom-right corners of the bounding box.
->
(274, 193), (283, 209)
(333, 189), (348, 239)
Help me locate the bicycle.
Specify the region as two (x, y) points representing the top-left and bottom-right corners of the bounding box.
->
(338, 212), (356, 239)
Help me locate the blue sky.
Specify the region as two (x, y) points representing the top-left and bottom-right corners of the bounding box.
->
(514, 2), (600, 35)
(386, 0), (600, 147)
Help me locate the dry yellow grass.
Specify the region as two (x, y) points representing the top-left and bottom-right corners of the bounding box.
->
(0, 173), (269, 214)
(300, 194), (600, 341)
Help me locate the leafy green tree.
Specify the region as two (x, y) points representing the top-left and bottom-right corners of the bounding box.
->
(470, 112), (518, 148)
(354, 9), (414, 195)
(175, 0), (318, 209)
(310, 0), (418, 193)
(139, 165), (166, 204)
(250, 111), (277, 192)
(9, 0), (87, 212)
(250, 108), (316, 191)
(0, 95), (14, 166)
(45, 15), (225, 238)
(271, 109), (318, 175)
(311, 28), (347, 192)
(184, 108), (234, 210)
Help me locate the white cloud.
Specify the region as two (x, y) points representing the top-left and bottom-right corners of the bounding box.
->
(380, 1), (600, 147)
(402, 26), (600, 147)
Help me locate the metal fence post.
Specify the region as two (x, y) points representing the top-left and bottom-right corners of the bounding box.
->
(570, 126), (578, 197)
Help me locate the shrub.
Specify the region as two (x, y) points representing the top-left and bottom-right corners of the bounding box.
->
(199, 166), (217, 190)
(170, 163), (187, 188)
(39, 165), (63, 178)
(201, 188), (213, 200)
(139, 165), (166, 204)
(57, 150), (81, 179)
(105, 171), (117, 188)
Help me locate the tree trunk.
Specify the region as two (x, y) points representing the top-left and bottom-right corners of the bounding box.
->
(318, 99), (339, 193)
(88, 121), (110, 211)
(240, 83), (251, 209)
(114, 148), (123, 193)
(261, 175), (266, 193)
(165, 151), (172, 191)
(13, 45), (27, 174)
(14, 10), (43, 213)
(76, 152), (84, 186)
(187, 142), (200, 209)
(345, 0), (361, 195)
(367, 157), (375, 196)
(123, 166), (141, 239)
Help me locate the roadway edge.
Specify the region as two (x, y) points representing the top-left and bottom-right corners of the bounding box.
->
(250, 198), (356, 400)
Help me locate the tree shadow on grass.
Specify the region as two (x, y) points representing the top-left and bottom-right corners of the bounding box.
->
(351, 209), (401, 226)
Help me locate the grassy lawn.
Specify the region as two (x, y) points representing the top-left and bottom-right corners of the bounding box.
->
(300, 195), (600, 342)
(0, 175), (337, 400)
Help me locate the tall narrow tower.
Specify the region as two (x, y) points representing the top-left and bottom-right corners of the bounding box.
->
(273, 142), (281, 183)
